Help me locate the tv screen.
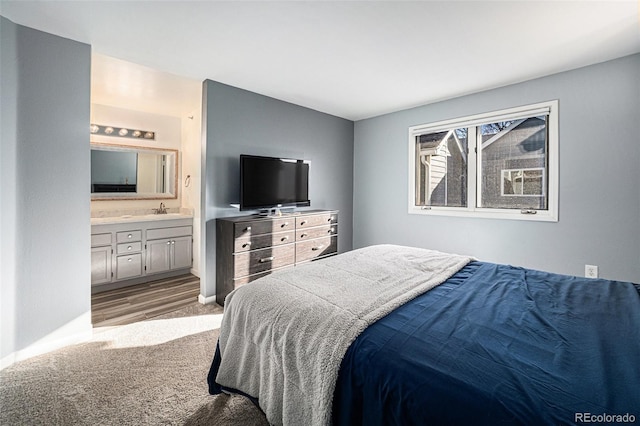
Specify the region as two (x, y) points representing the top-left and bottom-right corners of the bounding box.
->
(240, 154), (310, 211)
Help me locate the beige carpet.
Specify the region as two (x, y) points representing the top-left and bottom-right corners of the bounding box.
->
(0, 303), (269, 426)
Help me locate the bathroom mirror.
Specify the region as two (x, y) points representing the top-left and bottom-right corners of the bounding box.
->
(91, 143), (178, 200)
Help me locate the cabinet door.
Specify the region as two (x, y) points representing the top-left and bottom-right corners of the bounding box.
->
(171, 236), (192, 270)
(146, 239), (172, 275)
(91, 246), (112, 285)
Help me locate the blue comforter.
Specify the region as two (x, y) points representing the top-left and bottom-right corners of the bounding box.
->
(333, 261), (640, 425)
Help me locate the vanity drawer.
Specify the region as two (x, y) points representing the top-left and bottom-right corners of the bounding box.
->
(115, 253), (143, 280)
(234, 230), (295, 253)
(146, 226), (192, 240)
(233, 245), (295, 278)
(233, 218), (294, 238)
(297, 224), (338, 241)
(116, 241), (142, 255)
(296, 235), (338, 263)
(116, 230), (142, 243)
(91, 233), (112, 247)
(296, 213), (337, 229)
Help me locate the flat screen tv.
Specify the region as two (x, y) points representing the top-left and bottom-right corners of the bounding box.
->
(240, 154), (310, 211)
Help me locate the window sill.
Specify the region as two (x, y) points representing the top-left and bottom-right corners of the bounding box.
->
(408, 206), (558, 222)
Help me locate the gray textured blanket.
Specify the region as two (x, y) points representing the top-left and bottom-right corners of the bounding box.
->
(215, 244), (473, 425)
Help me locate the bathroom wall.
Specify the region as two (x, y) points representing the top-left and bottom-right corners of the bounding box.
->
(89, 104), (183, 216)
(90, 102), (203, 276)
(181, 104), (203, 277)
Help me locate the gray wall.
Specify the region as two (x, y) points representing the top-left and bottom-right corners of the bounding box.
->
(202, 80), (354, 300)
(0, 17), (91, 362)
(353, 54), (640, 283)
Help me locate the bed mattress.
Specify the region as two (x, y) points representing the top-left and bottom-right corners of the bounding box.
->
(208, 246), (640, 425)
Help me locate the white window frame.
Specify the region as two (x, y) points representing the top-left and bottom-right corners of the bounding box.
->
(501, 167), (546, 197)
(408, 100), (558, 222)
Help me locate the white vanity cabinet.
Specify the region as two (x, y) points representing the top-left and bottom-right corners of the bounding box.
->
(146, 226), (193, 275)
(90, 215), (193, 292)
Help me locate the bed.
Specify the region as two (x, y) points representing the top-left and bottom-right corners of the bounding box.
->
(207, 244), (640, 425)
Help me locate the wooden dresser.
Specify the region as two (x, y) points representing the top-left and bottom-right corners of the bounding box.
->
(216, 209), (338, 304)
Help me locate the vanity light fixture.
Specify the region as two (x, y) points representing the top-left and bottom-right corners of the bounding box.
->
(90, 123), (155, 140)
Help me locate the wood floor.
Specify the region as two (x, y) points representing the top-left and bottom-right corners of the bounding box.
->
(91, 274), (201, 327)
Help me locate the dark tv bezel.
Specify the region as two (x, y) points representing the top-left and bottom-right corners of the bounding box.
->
(239, 154), (311, 211)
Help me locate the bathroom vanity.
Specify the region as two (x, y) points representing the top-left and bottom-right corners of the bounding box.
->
(90, 214), (193, 293)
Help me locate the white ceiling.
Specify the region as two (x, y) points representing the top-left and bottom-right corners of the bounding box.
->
(2, 1), (639, 120)
(90, 53), (202, 118)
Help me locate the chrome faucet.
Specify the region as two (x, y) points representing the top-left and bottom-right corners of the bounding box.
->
(154, 202), (168, 214)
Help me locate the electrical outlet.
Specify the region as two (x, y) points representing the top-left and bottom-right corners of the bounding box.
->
(585, 265), (599, 279)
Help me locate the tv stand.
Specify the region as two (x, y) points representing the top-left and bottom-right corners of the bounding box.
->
(215, 209), (338, 305)
(258, 207), (297, 217)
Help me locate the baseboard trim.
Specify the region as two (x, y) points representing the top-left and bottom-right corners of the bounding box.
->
(198, 294), (217, 305)
(1, 312), (92, 370)
(1, 353), (16, 371)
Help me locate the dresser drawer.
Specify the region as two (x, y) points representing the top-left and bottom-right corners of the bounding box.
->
(297, 224), (337, 241)
(235, 230), (295, 253)
(116, 230), (142, 243)
(296, 235), (338, 263)
(233, 218), (294, 238)
(115, 253), (143, 280)
(296, 213), (337, 229)
(91, 233), (112, 247)
(234, 245), (295, 278)
(233, 269), (278, 289)
(116, 241), (142, 255)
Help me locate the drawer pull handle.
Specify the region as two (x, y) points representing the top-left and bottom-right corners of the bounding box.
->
(312, 245), (324, 251)
(127, 246), (132, 250)
(171, 241), (175, 245)
(327, 217), (332, 222)
(167, 241), (171, 245)
(300, 233), (309, 238)
(242, 242), (252, 248)
(281, 222), (289, 228)
(280, 236), (289, 241)
(128, 258), (133, 262)
(245, 226), (252, 232)
(300, 220), (307, 225)
(259, 256), (274, 263)
(127, 234), (133, 239)
(327, 229), (332, 234)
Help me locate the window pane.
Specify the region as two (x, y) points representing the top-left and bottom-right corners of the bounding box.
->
(522, 169), (543, 195)
(415, 128), (467, 207)
(479, 116), (548, 210)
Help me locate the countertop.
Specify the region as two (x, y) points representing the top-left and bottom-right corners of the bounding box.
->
(90, 213), (193, 225)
